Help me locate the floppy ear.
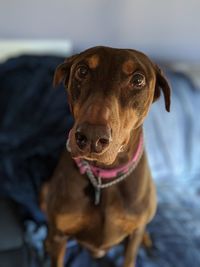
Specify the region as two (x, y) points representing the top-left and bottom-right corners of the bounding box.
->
(153, 65), (171, 112)
(53, 54), (78, 88)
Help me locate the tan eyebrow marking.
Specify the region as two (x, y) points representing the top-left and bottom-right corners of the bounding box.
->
(87, 54), (100, 69)
(122, 60), (134, 74)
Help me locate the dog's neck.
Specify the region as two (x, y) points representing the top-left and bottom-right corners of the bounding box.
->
(72, 126), (143, 205)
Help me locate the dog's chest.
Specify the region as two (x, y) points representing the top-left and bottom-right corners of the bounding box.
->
(55, 186), (144, 248)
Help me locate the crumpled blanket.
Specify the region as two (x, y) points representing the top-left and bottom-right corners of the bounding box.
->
(0, 56), (200, 267)
(0, 55), (73, 221)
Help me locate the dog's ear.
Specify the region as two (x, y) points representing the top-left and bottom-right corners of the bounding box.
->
(153, 65), (171, 112)
(53, 54), (78, 88)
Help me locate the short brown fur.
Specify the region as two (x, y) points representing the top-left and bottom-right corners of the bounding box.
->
(122, 59), (135, 74)
(87, 54), (100, 69)
(41, 46), (171, 267)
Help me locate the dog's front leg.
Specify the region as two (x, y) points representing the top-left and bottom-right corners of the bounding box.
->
(45, 231), (67, 267)
(123, 227), (145, 267)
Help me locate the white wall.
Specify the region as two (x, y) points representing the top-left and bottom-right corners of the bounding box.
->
(0, 0), (199, 61)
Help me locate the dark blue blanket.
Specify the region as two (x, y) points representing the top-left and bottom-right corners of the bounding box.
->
(0, 55), (73, 221)
(0, 56), (200, 267)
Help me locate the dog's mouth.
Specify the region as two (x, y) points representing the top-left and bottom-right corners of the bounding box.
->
(70, 144), (120, 165)
(67, 133), (122, 165)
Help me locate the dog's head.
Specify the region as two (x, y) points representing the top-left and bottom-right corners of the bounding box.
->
(54, 46), (171, 165)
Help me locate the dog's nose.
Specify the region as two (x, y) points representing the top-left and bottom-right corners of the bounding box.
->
(75, 123), (112, 154)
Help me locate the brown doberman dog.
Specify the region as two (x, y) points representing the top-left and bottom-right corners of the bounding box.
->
(41, 46), (171, 267)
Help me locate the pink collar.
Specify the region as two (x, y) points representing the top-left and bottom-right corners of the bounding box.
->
(73, 134), (144, 180)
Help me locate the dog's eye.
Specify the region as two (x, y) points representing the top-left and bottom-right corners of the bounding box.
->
(76, 65), (89, 79)
(131, 73), (146, 88)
